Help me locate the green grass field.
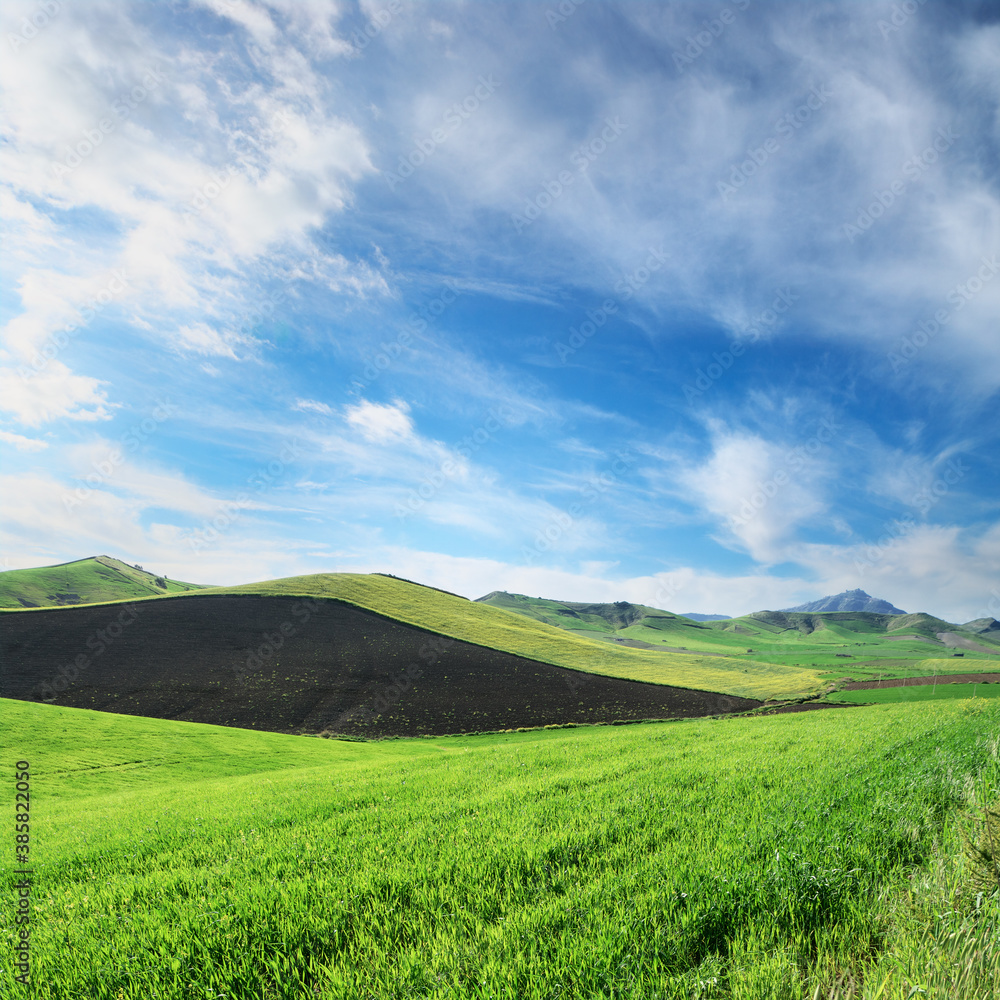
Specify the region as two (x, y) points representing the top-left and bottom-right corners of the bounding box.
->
(0, 556), (205, 609)
(827, 683), (1000, 704)
(475, 593), (1000, 676)
(818, 659), (1000, 687)
(2, 698), (998, 998)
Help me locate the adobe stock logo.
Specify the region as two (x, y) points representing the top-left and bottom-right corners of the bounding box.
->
(8, 0), (62, 52)
(717, 85), (833, 200)
(672, 0), (750, 72)
(545, 0), (586, 29)
(888, 256), (998, 372)
(19, 270), (130, 380)
(682, 288), (798, 403)
(727, 419), (839, 529)
(554, 248), (669, 364)
(878, 0), (928, 39)
(841, 125), (959, 243)
(512, 117), (627, 234)
(349, 0), (407, 52)
(383, 77), (499, 191)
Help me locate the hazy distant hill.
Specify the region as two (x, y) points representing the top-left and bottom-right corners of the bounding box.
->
(781, 589), (906, 615)
(680, 613), (732, 621)
(962, 618), (1000, 634)
(474, 589), (1000, 667)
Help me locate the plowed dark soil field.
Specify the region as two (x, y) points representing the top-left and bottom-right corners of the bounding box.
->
(1, 596), (761, 736)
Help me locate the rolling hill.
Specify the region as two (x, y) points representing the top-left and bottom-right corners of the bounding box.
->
(473, 590), (1000, 673)
(0, 555), (206, 609)
(188, 573), (822, 700)
(1, 571), (827, 738)
(6, 561), (997, 738)
(0, 595), (764, 736)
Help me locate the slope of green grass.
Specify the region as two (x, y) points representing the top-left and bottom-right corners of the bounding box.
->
(884, 611), (958, 635)
(0, 556), (205, 609)
(477, 593), (1000, 676)
(474, 592), (620, 633)
(195, 574), (821, 700)
(2, 698), (997, 999)
(828, 683), (1000, 704)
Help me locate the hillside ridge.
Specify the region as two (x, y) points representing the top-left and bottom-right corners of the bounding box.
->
(0, 555), (206, 609)
(3, 572), (821, 701)
(474, 590), (1000, 670)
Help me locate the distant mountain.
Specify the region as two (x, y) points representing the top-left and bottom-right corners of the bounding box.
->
(781, 589), (906, 615)
(472, 588), (1000, 665)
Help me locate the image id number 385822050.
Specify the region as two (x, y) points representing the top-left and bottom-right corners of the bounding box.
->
(14, 759), (31, 986)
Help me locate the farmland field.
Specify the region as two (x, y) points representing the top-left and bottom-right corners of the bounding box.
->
(0, 596), (764, 735)
(474, 593), (1000, 676)
(826, 659), (1000, 682)
(827, 683), (1000, 704)
(2, 574), (824, 704)
(2, 697), (998, 999)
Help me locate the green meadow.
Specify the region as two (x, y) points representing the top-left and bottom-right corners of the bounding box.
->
(828, 683), (1000, 704)
(2, 698), (998, 999)
(0, 556), (204, 610)
(475, 593), (1000, 677)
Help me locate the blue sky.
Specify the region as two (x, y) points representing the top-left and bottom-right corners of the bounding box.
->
(1, 0), (998, 621)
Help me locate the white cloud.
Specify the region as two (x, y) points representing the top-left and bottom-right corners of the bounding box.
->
(0, 0), (377, 428)
(294, 397), (334, 415)
(343, 398), (414, 443)
(0, 430), (48, 452)
(677, 428), (829, 564)
(61, 441), (251, 520)
(194, 0), (279, 49)
(173, 322), (247, 359)
(0, 364), (115, 427)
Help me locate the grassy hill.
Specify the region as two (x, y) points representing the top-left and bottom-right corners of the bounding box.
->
(474, 591), (664, 634)
(192, 573), (822, 701)
(0, 555), (205, 609)
(4, 558), (997, 702)
(475, 591), (1000, 676)
(2, 697), (997, 998)
(2, 570), (822, 701)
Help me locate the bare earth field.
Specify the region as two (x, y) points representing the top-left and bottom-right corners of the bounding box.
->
(0, 595), (762, 736)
